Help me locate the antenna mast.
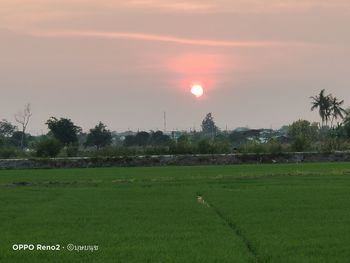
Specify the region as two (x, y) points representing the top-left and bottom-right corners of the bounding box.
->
(163, 111), (167, 132)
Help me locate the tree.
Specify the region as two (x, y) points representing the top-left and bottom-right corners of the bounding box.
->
(310, 90), (346, 128)
(150, 131), (171, 146)
(341, 109), (350, 139)
(288, 120), (318, 141)
(172, 135), (193, 154)
(10, 131), (28, 147)
(288, 120), (318, 151)
(228, 131), (248, 146)
(46, 117), (81, 145)
(35, 138), (62, 158)
(201, 113), (218, 137)
(124, 135), (136, 147)
(310, 90), (332, 127)
(0, 119), (16, 138)
(135, 131), (150, 146)
(85, 122), (112, 149)
(213, 134), (231, 153)
(197, 139), (213, 154)
(14, 103), (32, 149)
(330, 96), (346, 128)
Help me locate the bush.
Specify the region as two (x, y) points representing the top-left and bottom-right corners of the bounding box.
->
(318, 138), (340, 153)
(267, 141), (284, 155)
(0, 147), (19, 159)
(35, 138), (62, 157)
(212, 136), (232, 154)
(144, 146), (170, 155)
(339, 141), (350, 151)
(238, 141), (266, 154)
(291, 136), (311, 152)
(169, 138), (195, 154)
(84, 146), (138, 157)
(197, 139), (213, 154)
(65, 144), (79, 157)
(317, 138), (350, 153)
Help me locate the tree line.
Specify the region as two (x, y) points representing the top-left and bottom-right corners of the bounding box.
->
(1, 90), (350, 158)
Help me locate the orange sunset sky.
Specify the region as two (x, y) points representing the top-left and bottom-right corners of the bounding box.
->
(1, 0), (350, 133)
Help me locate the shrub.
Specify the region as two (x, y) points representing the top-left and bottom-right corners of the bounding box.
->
(169, 137), (195, 154)
(144, 146), (170, 155)
(35, 138), (62, 158)
(318, 138), (340, 153)
(238, 141), (266, 154)
(291, 136), (311, 152)
(339, 141), (350, 151)
(197, 139), (213, 154)
(65, 143), (79, 157)
(267, 141), (284, 155)
(85, 146), (138, 157)
(212, 136), (232, 154)
(318, 138), (350, 152)
(0, 147), (19, 159)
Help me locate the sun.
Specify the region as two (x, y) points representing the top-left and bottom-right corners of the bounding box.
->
(191, 84), (204, 98)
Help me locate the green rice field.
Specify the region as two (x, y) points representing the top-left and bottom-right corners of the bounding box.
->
(1, 163), (350, 262)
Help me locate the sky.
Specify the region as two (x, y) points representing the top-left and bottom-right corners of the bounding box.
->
(1, 0), (350, 134)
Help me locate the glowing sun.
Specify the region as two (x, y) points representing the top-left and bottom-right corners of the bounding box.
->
(191, 84), (204, 98)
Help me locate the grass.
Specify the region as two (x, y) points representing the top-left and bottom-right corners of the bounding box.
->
(1, 163), (350, 262)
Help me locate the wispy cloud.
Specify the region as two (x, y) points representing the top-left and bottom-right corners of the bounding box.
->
(28, 30), (305, 48)
(2, 0), (349, 25)
(1, 0), (349, 34)
(124, 0), (213, 12)
(121, 0), (350, 13)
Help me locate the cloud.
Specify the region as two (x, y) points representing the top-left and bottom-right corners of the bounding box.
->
(124, 0), (213, 12)
(2, 0), (349, 25)
(1, 0), (349, 33)
(121, 0), (350, 13)
(28, 30), (306, 48)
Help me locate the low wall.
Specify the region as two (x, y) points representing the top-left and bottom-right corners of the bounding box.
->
(1, 152), (350, 169)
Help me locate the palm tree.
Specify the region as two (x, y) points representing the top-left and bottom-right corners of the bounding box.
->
(310, 89), (331, 127)
(330, 96), (346, 128)
(324, 95), (333, 127)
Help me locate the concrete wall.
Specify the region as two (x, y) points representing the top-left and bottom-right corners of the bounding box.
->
(1, 152), (350, 169)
